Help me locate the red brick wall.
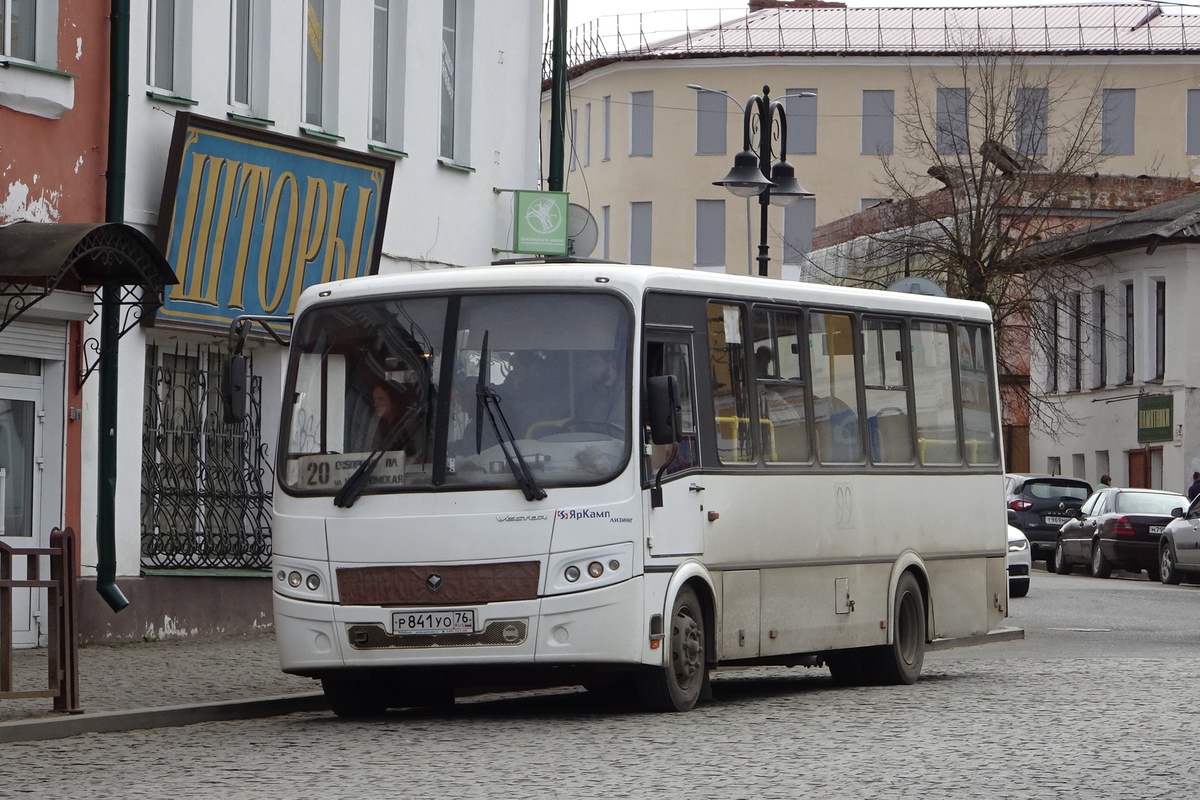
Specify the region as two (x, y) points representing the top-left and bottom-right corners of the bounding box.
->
(813, 175), (1200, 250)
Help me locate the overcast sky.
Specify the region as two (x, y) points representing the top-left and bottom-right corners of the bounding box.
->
(563, 0), (1187, 29)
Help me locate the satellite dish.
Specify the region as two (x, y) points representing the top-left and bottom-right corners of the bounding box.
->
(566, 203), (598, 258)
(887, 276), (946, 297)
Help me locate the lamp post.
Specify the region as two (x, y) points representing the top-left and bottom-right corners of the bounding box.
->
(691, 84), (814, 278)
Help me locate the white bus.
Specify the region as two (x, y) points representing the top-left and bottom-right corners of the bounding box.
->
(260, 264), (1009, 715)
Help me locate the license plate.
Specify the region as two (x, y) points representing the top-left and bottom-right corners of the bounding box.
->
(1044, 516), (1069, 526)
(1150, 525), (1164, 534)
(392, 609), (475, 636)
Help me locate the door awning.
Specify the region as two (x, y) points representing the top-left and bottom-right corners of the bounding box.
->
(0, 221), (178, 334)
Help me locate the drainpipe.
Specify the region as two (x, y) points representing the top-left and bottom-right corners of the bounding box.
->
(547, 0), (566, 192)
(97, 0), (131, 611)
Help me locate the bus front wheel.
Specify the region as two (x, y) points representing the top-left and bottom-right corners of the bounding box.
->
(868, 572), (926, 685)
(635, 585), (707, 712)
(321, 674), (390, 717)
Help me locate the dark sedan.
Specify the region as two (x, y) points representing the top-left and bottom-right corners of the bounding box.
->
(1006, 474), (1092, 569)
(1053, 488), (1187, 580)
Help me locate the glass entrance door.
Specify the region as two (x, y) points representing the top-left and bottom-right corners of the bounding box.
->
(0, 380), (43, 647)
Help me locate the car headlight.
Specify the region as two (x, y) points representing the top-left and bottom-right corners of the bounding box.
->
(1008, 539), (1028, 552)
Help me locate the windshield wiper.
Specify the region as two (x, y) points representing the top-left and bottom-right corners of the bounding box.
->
(476, 331), (547, 502)
(333, 406), (420, 508)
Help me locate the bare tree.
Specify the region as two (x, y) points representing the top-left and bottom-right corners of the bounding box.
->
(806, 50), (1117, 440)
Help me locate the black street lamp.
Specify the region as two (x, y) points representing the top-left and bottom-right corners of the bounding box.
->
(691, 84), (814, 278)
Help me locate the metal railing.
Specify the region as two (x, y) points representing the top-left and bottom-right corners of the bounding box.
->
(0, 527), (80, 712)
(547, 5), (1200, 77)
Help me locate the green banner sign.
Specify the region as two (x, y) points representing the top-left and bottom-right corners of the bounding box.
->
(513, 190), (568, 256)
(1137, 394), (1173, 443)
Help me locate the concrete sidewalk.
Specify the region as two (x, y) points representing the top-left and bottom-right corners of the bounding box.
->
(0, 633), (326, 743)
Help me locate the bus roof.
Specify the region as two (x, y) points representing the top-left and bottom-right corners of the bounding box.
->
(295, 264), (994, 323)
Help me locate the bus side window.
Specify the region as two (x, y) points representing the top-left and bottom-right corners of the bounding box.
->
(863, 316), (914, 464)
(752, 308), (810, 463)
(645, 341), (698, 476)
(810, 312), (862, 463)
(708, 302), (755, 464)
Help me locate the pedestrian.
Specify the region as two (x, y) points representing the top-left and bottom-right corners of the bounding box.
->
(1096, 473), (1111, 490)
(1188, 471), (1200, 502)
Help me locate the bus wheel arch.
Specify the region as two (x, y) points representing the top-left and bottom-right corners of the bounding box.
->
(637, 573), (714, 712)
(872, 568), (928, 685)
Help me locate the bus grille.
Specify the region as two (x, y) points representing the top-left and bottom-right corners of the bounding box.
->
(346, 620), (528, 649)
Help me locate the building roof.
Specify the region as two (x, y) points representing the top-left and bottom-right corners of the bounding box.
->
(1023, 190), (1200, 259)
(562, 3), (1200, 73)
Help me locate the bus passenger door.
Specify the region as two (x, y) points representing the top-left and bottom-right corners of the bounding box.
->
(645, 336), (704, 557)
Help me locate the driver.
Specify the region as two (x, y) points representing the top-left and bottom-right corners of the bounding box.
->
(576, 350), (624, 428)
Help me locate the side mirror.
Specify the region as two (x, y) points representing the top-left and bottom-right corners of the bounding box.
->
(222, 354), (247, 424)
(1172, 506), (1185, 519)
(1006, 508), (1017, 525)
(647, 375), (682, 445)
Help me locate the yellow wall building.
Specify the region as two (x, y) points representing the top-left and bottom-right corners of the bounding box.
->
(542, 2), (1200, 277)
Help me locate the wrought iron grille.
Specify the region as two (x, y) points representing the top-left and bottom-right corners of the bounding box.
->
(140, 343), (272, 570)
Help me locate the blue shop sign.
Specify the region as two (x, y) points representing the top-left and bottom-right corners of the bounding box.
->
(155, 113), (393, 328)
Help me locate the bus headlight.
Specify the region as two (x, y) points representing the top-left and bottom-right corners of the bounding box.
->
(273, 558), (332, 603)
(546, 543), (634, 596)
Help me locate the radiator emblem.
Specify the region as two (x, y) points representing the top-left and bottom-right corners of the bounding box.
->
(426, 574), (444, 593)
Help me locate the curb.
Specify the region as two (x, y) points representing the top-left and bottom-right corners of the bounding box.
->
(0, 692), (328, 744)
(927, 625), (1025, 652)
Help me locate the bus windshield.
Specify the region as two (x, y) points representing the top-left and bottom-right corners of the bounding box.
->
(280, 291), (631, 497)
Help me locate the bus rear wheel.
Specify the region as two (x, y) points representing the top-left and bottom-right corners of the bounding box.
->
(635, 585), (707, 712)
(868, 572), (926, 685)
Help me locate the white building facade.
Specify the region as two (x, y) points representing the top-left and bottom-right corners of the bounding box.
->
(1027, 193), (1200, 498)
(77, 0), (544, 640)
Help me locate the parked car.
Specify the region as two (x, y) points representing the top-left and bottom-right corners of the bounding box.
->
(1005, 474), (1092, 570)
(1007, 524), (1031, 598)
(1053, 487), (1187, 579)
(1159, 493), (1200, 584)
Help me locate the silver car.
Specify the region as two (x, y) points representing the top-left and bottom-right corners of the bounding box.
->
(1160, 494), (1200, 584)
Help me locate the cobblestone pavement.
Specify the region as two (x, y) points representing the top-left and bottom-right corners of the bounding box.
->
(0, 634), (316, 723)
(5, 648), (1197, 799)
(2, 573), (1197, 799)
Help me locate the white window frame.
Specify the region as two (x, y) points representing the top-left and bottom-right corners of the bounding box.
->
(229, 0), (270, 119)
(301, 0), (340, 134)
(438, 0), (474, 166)
(147, 0), (193, 99)
(1, 0), (53, 64)
(0, 0), (69, 118)
(369, 0), (407, 150)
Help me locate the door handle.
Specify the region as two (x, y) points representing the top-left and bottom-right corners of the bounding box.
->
(688, 484), (705, 492)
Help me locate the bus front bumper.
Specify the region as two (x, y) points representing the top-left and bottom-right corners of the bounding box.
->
(274, 575), (646, 674)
